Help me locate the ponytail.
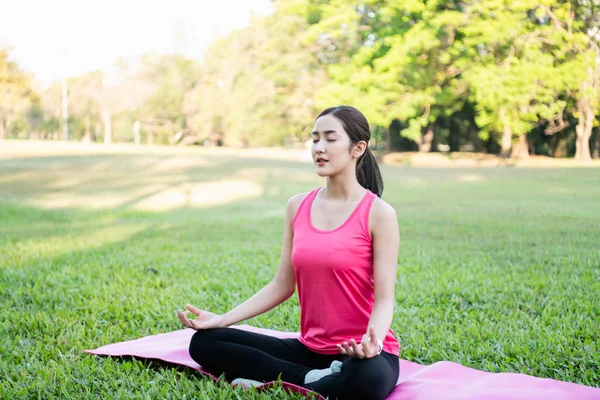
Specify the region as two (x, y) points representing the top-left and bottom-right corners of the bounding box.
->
(356, 147), (384, 198)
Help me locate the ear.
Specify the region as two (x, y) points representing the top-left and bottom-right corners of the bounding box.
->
(352, 140), (368, 159)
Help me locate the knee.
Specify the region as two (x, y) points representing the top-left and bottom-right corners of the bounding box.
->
(341, 359), (392, 400)
(188, 328), (226, 363)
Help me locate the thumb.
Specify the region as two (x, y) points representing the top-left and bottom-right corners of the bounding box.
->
(369, 326), (378, 343)
(186, 304), (202, 316)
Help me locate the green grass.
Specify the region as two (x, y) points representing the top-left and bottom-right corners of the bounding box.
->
(1, 146), (599, 398)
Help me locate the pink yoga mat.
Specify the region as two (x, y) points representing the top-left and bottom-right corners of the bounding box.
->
(84, 325), (600, 400)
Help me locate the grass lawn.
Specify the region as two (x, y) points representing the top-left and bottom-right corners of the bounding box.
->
(1, 143), (599, 398)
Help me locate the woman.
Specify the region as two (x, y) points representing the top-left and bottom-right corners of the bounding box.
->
(177, 105), (401, 400)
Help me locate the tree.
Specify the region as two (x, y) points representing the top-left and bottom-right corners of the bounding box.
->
(0, 49), (34, 140)
(300, 0), (470, 152)
(134, 54), (199, 145)
(66, 71), (104, 142)
(185, 5), (326, 147)
(565, 0), (600, 161)
(518, 0), (600, 160)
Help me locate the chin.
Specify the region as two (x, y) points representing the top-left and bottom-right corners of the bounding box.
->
(315, 166), (334, 177)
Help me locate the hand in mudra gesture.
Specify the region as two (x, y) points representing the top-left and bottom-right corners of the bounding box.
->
(337, 326), (382, 359)
(177, 304), (226, 330)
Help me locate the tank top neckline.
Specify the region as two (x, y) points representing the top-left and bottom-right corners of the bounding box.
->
(308, 186), (371, 234)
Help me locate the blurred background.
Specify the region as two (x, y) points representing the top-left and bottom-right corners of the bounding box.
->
(1, 0), (599, 161)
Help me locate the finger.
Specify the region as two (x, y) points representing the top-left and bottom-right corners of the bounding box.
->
(343, 342), (353, 356)
(185, 304), (202, 316)
(359, 335), (375, 356)
(350, 339), (365, 358)
(337, 344), (347, 354)
(189, 319), (202, 330)
(361, 334), (370, 347)
(182, 310), (202, 329)
(178, 310), (190, 322)
(177, 310), (192, 328)
(183, 315), (194, 329)
(365, 343), (377, 358)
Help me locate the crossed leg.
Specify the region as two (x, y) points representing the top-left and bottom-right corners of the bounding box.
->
(188, 328), (340, 386)
(188, 327), (399, 400)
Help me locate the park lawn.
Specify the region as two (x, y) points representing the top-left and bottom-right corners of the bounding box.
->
(0, 146), (599, 399)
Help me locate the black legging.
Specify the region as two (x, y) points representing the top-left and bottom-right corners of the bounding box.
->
(188, 327), (399, 400)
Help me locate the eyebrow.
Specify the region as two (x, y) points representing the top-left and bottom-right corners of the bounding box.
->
(312, 130), (337, 135)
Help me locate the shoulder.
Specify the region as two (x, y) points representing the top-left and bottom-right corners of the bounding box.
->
(286, 191), (311, 218)
(369, 196), (399, 235)
(287, 191), (310, 209)
(287, 191), (310, 208)
(370, 196), (397, 222)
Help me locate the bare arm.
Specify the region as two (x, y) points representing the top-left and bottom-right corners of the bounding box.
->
(367, 199), (400, 342)
(220, 194), (305, 326)
(336, 198), (400, 358)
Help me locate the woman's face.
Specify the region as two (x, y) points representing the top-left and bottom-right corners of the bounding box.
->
(312, 114), (358, 177)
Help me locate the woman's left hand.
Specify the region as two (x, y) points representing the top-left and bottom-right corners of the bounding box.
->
(337, 326), (382, 359)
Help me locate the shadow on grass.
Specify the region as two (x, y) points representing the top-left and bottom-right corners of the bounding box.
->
(0, 151), (318, 212)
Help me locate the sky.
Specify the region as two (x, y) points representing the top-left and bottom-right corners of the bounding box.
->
(0, 0), (274, 87)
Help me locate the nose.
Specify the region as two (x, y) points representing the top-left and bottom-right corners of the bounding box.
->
(314, 138), (326, 154)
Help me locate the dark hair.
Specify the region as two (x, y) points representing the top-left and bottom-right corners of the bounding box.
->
(316, 105), (384, 197)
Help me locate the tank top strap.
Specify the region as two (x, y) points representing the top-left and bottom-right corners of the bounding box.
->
(354, 190), (377, 239)
(292, 187), (321, 230)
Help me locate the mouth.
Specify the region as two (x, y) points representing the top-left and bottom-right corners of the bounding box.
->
(316, 158), (328, 164)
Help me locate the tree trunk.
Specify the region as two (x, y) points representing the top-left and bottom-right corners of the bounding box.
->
(510, 133), (529, 159)
(575, 98), (593, 162)
(550, 134), (558, 157)
(449, 118), (460, 152)
(3, 114), (13, 140)
(500, 125), (512, 158)
(470, 125), (481, 152)
(84, 118), (92, 143)
(385, 126), (391, 152)
(592, 127), (600, 159)
(499, 108), (512, 158)
(419, 123), (434, 152)
(148, 128), (154, 146)
(102, 109), (112, 145)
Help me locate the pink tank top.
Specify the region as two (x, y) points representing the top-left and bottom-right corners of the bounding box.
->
(291, 187), (400, 356)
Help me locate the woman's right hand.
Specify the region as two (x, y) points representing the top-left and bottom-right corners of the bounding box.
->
(177, 304), (227, 330)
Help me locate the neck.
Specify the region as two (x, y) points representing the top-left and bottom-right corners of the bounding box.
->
(323, 166), (365, 201)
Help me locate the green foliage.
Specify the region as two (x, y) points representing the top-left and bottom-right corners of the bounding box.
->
(303, 1), (470, 142)
(297, 0), (599, 154)
(0, 49), (36, 138)
(140, 54), (198, 127)
(2, 1), (600, 158)
(185, 6), (327, 146)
